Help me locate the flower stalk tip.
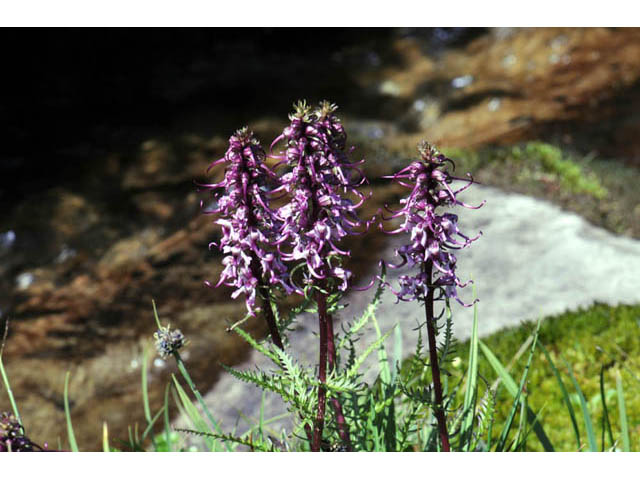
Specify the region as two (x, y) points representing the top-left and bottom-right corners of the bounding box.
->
(202, 128), (290, 316)
(384, 142), (483, 306)
(272, 101), (370, 294)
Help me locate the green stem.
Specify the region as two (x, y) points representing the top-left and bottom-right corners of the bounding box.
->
(172, 351), (228, 448)
(0, 322), (21, 425)
(0, 356), (21, 425)
(64, 371), (79, 452)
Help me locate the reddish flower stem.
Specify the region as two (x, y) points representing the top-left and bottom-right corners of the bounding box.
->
(258, 282), (284, 351)
(424, 260), (451, 452)
(326, 313), (352, 450)
(312, 290), (329, 451)
(249, 253), (284, 351)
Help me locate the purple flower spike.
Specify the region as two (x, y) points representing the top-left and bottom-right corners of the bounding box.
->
(383, 141), (483, 306)
(271, 100), (370, 293)
(201, 127), (290, 315)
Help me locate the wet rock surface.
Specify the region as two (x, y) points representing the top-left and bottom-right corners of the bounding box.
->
(2, 28), (640, 449)
(361, 28), (640, 160)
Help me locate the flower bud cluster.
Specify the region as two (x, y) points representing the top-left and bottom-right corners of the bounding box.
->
(202, 128), (290, 314)
(203, 103), (482, 315)
(271, 101), (369, 292)
(384, 142), (483, 305)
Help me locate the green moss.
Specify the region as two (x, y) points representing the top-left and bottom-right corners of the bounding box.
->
(443, 141), (608, 200)
(447, 303), (640, 451)
(521, 142), (607, 199)
(440, 140), (640, 238)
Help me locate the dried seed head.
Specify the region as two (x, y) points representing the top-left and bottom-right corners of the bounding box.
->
(154, 324), (187, 358)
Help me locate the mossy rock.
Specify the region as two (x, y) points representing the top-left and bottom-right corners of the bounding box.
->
(412, 303), (640, 451)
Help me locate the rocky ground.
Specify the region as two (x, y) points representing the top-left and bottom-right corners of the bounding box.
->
(2, 27), (640, 449)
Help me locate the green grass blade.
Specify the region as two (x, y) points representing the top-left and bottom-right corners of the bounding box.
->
(153, 299), (228, 450)
(367, 392), (383, 451)
(140, 345), (158, 450)
(338, 264), (386, 352)
(372, 314), (391, 385)
(151, 300), (162, 330)
(128, 426), (135, 450)
(171, 374), (217, 451)
(173, 353), (228, 450)
(461, 293), (479, 451)
(561, 355), (597, 452)
(479, 334), (554, 452)
(64, 371), (79, 452)
(599, 365), (614, 451)
(480, 340), (518, 393)
(347, 318), (393, 378)
(0, 355), (21, 425)
(142, 347), (152, 424)
(392, 323), (402, 385)
(496, 399), (519, 450)
(163, 383), (172, 452)
(616, 369), (630, 452)
(141, 406), (165, 443)
(135, 422), (140, 446)
(538, 342), (581, 450)
(513, 395), (528, 451)
(495, 320), (539, 451)
(102, 422), (110, 452)
(258, 390), (266, 439)
(0, 324), (21, 424)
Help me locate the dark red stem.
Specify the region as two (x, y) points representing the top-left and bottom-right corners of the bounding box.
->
(312, 290), (328, 451)
(249, 255), (284, 351)
(259, 283), (284, 351)
(244, 177), (284, 351)
(326, 314), (352, 450)
(424, 260), (451, 452)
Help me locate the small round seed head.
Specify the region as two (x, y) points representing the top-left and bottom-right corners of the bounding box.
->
(154, 324), (187, 358)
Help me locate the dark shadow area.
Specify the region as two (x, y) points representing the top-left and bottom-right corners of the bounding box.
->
(1, 28), (396, 205)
